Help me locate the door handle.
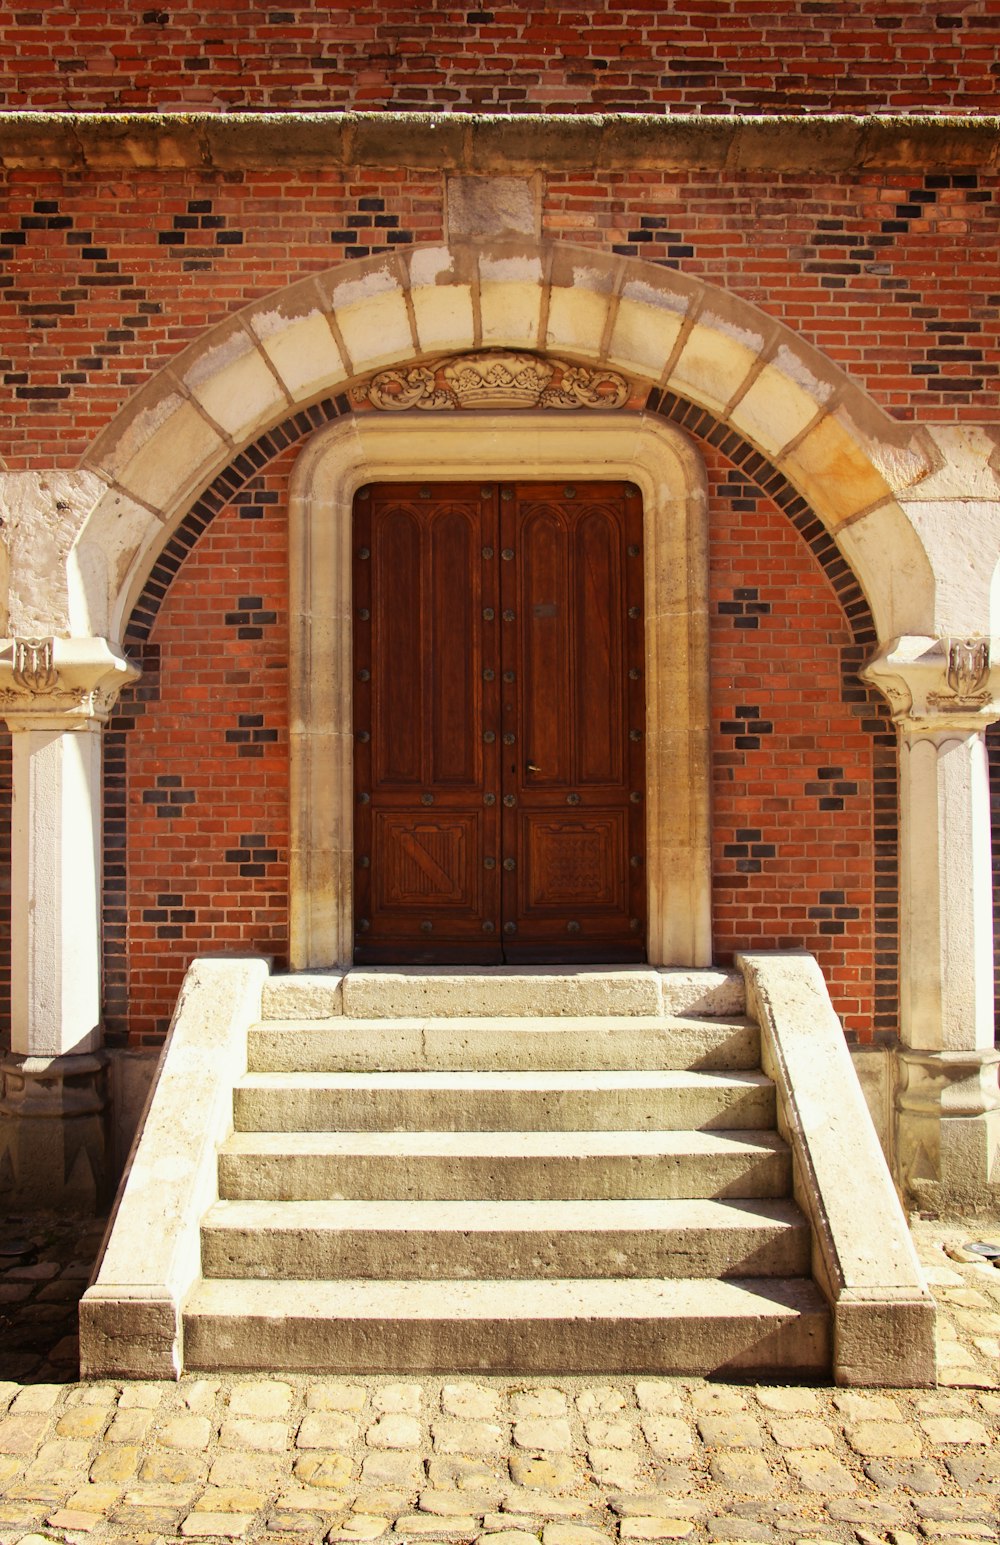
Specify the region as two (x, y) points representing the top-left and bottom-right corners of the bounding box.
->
(526, 761), (541, 774)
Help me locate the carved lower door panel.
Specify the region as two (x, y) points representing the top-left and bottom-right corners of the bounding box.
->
(353, 480), (645, 964)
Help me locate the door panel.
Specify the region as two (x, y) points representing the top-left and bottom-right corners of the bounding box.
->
(354, 479), (645, 964)
(354, 482), (501, 963)
(500, 482), (645, 962)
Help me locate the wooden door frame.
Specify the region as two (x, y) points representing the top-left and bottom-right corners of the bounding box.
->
(288, 410), (711, 970)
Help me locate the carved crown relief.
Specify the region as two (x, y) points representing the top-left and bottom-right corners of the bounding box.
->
(945, 638), (990, 702)
(354, 352), (631, 413)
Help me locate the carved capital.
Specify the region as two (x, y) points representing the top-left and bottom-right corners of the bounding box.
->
(0, 636), (141, 729)
(354, 351), (631, 413)
(860, 635), (1000, 734)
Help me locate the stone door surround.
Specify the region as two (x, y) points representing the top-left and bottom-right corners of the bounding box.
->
(287, 411), (711, 972)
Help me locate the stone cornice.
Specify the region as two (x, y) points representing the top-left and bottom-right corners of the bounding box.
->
(0, 112), (997, 175)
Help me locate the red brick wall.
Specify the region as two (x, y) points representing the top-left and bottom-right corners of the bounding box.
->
(1, 165), (997, 467)
(704, 444), (882, 1039)
(106, 453), (292, 1042)
(2, 3), (998, 114)
(105, 403), (890, 1044)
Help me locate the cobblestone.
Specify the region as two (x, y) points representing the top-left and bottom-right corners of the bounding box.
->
(0, 1217), (998, 1541)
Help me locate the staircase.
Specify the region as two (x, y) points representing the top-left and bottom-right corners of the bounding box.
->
(181, 968), (830, 1377)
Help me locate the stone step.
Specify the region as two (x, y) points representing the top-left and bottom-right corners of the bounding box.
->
(182, 1274), (830, 1376)
(247, 1014), (760, 1074)
(200, 1196), (811, 1281)
(261, 967), (747, 1022)
(217, 1128), (792, 1202)
(342, 968), (661, 1020)
(232, 1069), (777, 1134)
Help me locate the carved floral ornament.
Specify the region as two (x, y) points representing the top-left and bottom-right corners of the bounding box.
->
(354, 351), (631, 413)
(0, 637), (140, 725)
(861, 635), (1000, 731)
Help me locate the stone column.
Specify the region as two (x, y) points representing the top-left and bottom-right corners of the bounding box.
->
(0, 636), (140, 1209)
(862, 635), (1000, 1209)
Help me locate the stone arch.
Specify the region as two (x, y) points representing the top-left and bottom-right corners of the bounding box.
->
(69, 239), (939, 643)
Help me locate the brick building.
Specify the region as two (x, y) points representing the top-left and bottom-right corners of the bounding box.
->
(0, 3), (997, 1374)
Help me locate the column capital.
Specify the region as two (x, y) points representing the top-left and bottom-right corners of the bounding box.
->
(0, 636), (140, 730)
(861, 634), (1000, 734)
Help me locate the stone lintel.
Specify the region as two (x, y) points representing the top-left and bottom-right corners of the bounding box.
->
(861, 634), (1000, 733)
(0, 112), (997, 175)
(0, 635), (140, 728)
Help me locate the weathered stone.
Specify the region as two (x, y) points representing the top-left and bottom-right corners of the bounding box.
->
(269, 1508), (325, 1532)
(395, 1511), (479, 1533)
(326, 1512), (391, 1541)
(419, 1488), (499, 1515)
(11, 1385), (64, 1411)
(620, 1520), (696, 1541)
(139, 1450), (210, 1485)
(697, 1416), (763, 1449)
(831, 1392), (902, 1422)
(707, 1453), (774, 1493)
(157, 1414), (214, 1451)
(374, 1384), (422, 1414)
(433, 1418), (506, 1455)
(542, 1523), (614, 1545)
(441, 1383), (502, 1421)
(0, 1414), (49, 1454)
(210, 1451), (288, 1488)
(180, 1380), (220, 1413)
(227, 1380), (293, 1419)
(782, 1449), (855, 1494)
(360, 1451), (423, 1488)
(844, 1422), (922, 1459)
(474, 1532), (538, 1545)
(180, 1511), (254, 1538)
(514, 1419), (573, 1453)
(106, 1408), (155, 1444)
(428, 1456), (499, 1490)
(308, 1382), (368, 1413)
(509, 1453), (579, 1490)
(297, 1412), (360, 1449)
(293, 1452), (355, 1489)
(118, 1382), (165, 1409)
(198, 1486), (269, 1513)
(585, 1419), (634, 1449)
(24, 1438), (92, 1483)
(587, 1449), (647, 1489)
(767, 1419), (835, 1450)
(634, 1385), (686, 1417)
(367, 1415), (421, 1449)
(219, 1417), (290, 1453)
(54, 1407), (107, 1439)
(919, 1417), (990, 1445)
(577, 1388), (628, 1418)
(512, 1389), (567, 1420)
(753, 1388), (819, 1414)
(863, 1459), (944, 1493)
(90, 1445), (140, 1483)
(692, 1388), (746, 1415)
(640, 1418), (693, 1460)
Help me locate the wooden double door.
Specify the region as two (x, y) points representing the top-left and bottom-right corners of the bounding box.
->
(352, 480), (647, 964)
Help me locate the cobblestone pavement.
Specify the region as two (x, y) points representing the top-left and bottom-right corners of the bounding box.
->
(0, 1217), (998, 1545)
